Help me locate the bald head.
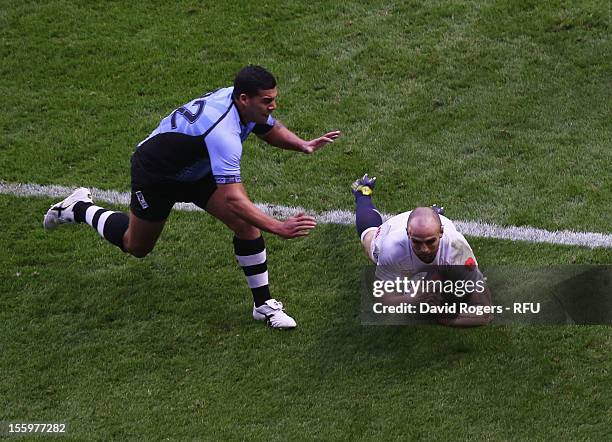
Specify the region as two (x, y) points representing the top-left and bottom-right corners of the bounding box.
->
(407, 207), (442, 234)
(406, 207), (443, 263)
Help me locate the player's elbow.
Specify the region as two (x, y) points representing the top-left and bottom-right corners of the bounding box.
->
(218, 186), (244, 213)
(223, 197), (247, 223)
(224, 193), (241, 212)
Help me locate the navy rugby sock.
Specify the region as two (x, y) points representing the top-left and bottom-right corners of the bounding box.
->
(75, 202), (128, 251)
(233, 236), (271, 308)
(354, 192), (383, 239)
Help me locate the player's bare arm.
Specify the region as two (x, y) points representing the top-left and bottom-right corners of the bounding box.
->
(216, 182), (316, 239)
(259, 121), (341, 154)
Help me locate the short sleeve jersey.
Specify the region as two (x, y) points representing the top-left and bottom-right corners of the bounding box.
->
(135, 87), (275, 184)
(372, 211), (479, 281)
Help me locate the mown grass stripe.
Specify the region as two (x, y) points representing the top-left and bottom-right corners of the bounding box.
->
(2, 181), (611, 248)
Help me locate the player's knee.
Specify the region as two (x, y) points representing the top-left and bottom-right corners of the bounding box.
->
(129, 247), (152, 259)
(124, 238), (155, 258)
(126, 244), (153, 258)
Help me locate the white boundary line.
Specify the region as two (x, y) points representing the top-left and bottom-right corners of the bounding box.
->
(2, 181), (611, 249)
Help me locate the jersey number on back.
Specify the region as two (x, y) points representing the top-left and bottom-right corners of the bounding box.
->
(171, 100), (206, 129)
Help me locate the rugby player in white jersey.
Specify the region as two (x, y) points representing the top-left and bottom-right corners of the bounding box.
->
(352, 174), (493, 327)
(43, 65), (340, 329)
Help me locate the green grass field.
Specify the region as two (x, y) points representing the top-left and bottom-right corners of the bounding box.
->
(1, 1), (611, 440)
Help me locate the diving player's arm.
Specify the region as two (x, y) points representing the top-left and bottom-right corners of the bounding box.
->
(436, 234), (494, 327)
(437, 285), (494, 327)
(215, 183), (316, 239)
(258, 120), (341, 154)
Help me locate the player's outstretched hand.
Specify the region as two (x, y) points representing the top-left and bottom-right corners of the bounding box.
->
(302, 130), (341, 154)
(276, 213), (317, 239)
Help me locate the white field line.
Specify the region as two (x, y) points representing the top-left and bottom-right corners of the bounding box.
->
(2, 181), (611, 249)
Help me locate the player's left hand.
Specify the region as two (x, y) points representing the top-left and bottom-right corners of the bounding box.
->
(302, 130), (341, 154)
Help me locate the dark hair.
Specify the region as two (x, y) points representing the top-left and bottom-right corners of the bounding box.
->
(233, 65), (276, 98)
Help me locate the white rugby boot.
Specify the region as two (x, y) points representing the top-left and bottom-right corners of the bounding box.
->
(253, 299), (297, 329)
(43, 187), (93, 230)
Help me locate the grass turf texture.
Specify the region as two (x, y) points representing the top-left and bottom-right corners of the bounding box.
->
(1, 0), (611, 440)
(1, 196), (611, 440)
(1, 0), (610, 232)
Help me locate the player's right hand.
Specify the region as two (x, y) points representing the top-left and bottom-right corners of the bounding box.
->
(276, 213), (317, 239)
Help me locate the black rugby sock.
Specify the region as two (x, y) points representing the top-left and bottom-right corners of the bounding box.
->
(233, 236), (271, 308)
(73, 201), (93, 223)
(80, 204), (129, 251)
